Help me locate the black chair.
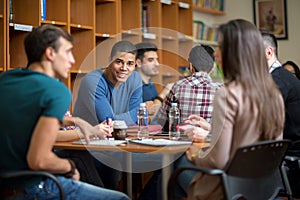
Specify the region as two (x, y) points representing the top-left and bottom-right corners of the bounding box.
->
(284, 140), (300, 198)
(168, 140), (293, 200)
(0, 170), (65, 200)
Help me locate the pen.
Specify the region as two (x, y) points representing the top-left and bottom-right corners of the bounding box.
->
(106, 116), (109, 125)
(106, 116), (110, 140)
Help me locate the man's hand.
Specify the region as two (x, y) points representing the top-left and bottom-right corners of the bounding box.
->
(73, 117), (112, 144)
(71, 168), (80, 181)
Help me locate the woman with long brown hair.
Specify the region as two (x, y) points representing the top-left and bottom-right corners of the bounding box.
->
(174, 19), (285, 200)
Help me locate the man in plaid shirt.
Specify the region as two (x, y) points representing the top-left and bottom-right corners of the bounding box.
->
(156, 45), (223, 131)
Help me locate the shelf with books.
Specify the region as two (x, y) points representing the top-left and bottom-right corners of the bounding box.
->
(193, 5), (225, 15)
(192, 0), (225, 14)
(193, 20), (218, 45)
(3, 0), (195, 103)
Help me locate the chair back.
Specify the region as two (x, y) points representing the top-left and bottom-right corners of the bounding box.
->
(0, 170), (65, 200)
(224, 140), (291, 200)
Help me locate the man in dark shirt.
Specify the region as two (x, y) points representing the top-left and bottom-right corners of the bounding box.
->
(261, 31), (300, 197)
(261, 31), (300, 141)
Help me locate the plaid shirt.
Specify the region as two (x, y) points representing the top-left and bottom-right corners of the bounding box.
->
(157, 72), (223, 127)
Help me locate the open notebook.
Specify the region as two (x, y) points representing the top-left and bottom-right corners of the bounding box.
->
(72, 139), (127, 146)
(128, 139), (192, 147)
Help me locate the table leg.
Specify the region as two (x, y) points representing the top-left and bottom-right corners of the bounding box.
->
(162, 154), (173, 200)
(124, 152), (132, 198)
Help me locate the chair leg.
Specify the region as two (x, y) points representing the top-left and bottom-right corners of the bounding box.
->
(281, 162), (294, 200)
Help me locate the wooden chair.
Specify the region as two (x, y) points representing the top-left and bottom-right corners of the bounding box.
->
(168, 140), (293, 200)
(0, 170), (65, 200)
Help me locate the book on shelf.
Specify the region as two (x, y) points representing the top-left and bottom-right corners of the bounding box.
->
(142, 5), (149, 33)
(9, 0), (13, 23)
(193, 20), (218, 43)
(193, 0), (204, 7)
(193, 0), (224, 11)
(41, 0), (46, 20)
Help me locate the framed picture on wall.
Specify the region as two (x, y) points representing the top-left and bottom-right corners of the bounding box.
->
(253, 0), (288, 40)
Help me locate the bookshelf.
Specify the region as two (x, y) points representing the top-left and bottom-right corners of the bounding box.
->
(3, 0), (210, 110)
(192, 0), (225, 46)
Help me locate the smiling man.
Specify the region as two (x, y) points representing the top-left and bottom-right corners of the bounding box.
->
(74, 40), (142, 126)
(73, 40), (142, 190)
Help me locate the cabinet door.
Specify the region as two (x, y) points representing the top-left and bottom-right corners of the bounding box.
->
(8, 0), (39, 69)
(70, 0), (95, 72)
(0, 0), (5, 71)
(41, 0), (68, 26)
(121, 0), (142, 44)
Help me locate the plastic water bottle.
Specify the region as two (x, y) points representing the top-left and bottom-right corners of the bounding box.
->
(169, 102), (180, 140)
(137, 102), (149, 140)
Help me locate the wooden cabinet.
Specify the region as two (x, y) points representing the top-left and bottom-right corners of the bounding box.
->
(0, 0), (5, 72)
(4, 0), (197, 109)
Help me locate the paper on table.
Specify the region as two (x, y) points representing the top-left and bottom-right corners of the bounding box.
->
(128, 139), (192, 147)
(72, 139), (126, 146)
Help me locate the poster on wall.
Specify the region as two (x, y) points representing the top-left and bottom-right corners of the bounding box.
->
(253, 0), (288, 40)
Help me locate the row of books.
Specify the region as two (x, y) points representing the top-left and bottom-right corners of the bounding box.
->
(193, 0), (224, 11)
(193, 20), (218, 42)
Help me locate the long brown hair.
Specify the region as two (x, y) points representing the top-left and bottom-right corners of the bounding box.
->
(218, 19), (284, 139)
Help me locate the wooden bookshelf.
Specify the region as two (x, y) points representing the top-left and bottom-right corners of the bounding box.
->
(3, 0), (199, 108)
(193, 5), (225, 15)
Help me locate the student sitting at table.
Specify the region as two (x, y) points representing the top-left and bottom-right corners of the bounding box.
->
(171, 19), (285, 200)
(0, 24), (129, 200)
(73, 40), (142, 190)
(55, 111), (114, 187)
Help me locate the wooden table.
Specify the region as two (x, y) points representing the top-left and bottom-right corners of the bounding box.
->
(54, 138), (209, 199)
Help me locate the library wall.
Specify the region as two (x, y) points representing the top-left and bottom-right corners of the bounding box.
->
(198, 0), (300, 67)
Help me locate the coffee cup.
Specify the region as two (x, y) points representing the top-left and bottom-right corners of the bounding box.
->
(112, 120), (128, 140)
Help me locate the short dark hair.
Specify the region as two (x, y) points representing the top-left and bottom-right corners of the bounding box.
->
(201, 44), (215, 61)
(24, 24), (73, 67)
(260, 30), (278, 57)
(110, 40), (137, 61)
(188, 44), (214, 73)
(135, 42), (158, 61)
(283, 60), (300, 80)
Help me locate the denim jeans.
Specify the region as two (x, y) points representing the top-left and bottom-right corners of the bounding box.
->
(4, 176), (129, 200)
(172, 154), (197, 200)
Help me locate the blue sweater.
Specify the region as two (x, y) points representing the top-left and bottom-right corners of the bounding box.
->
(74, 69), (143, 125)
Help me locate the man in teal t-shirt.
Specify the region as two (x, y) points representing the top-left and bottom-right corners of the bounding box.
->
(0, 24), (129, 200)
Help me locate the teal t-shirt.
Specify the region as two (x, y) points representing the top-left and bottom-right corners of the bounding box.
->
(0, 68), (71, 188)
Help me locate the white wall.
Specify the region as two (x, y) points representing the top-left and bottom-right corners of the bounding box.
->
(194, 0), (300, 66)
